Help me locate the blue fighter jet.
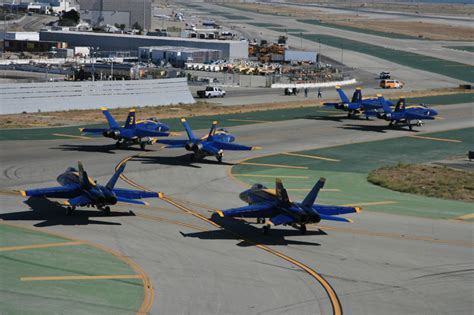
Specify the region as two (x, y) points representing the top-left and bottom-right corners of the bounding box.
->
(80, 108), (170, 150)
(374, 95), (438, 131)
(158, 118), (259, 163)
(20, 161), (158, 216)
(217, 178), (361, 234)
(323, 86), (383, 118)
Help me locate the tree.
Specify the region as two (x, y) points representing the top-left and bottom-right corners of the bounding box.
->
(58, 9), (80, 26)
(132, 22), (142, 31)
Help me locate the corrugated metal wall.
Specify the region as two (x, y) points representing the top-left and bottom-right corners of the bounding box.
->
(0, 78), (195, 114)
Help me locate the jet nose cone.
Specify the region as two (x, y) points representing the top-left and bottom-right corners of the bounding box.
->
(429, 109), (438, 116)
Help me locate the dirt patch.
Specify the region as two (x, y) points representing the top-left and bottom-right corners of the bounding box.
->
(0, 87), (470, 129)
(288, 1), (474, 17)
(331, 20), (474, 41)
(368, 163), (474, 202)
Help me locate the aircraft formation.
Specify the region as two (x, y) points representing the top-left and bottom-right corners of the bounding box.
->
(20, 85), (440, 232)
(324, 86), (438, 130)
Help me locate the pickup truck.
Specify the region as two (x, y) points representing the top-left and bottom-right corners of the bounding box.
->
(197, 86), (226, 98)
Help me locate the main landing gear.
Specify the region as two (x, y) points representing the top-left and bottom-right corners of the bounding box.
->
(299, 224), (307, 235)
(65, 206), (75, 216)
(262, 224), (271, 235)
(98, 206), (111, 215)
(216, 153), (223, 163)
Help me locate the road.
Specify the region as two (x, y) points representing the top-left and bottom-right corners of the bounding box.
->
(1, 102), (472, 314)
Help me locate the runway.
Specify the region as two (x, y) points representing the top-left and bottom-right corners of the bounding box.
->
(1, 102), (472, 314)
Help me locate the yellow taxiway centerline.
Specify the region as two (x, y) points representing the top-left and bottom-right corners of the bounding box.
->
(339, 201), (397, 207)
(21, 274), (143, 282)
(408, 135), (461, 143)
(0, 241), (83, 252)
(227, 118), (269, 123)
(235, 174), (309, 179)
(160, 195), (343, 315)
(283, 152), (340, 162)
(52, 133), (92, 140)
(239, 162), (308, 169)
(454, 213), (474, 221)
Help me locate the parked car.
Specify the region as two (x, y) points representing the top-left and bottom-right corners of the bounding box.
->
(197, 86), (226, 98)
(380, 79), (404, 89)
(379, 71), (391, 79)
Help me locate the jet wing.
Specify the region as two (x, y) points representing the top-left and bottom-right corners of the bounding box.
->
(134, 128), (170, 138)
(269, 213), (295, 226)
(218, 202), (276, 218)
(157, 139), (188, 148)
(404, 112), (436, 121)
(66, 194), (93, 207)
(21, 185), (79, 199)
(113, 188), (159, 199)
(79, 128), (108, 136)
(315, 205), (361, 216)
(210, 141), (254, 151)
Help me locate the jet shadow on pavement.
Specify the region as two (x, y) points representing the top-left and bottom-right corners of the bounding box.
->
(304, 114), (350, 123)
(339, 124), (419, 133)
(133, 154), (235, 168)
(180, 213), (325, 247)
(50, 144), (154, 154)
(0, 197), (135, 227)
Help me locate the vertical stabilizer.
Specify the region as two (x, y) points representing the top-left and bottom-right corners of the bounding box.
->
(336, 86), (350, 104)
(101, 108), (120, 129)
(181, 118), (197, 140)
(124, 109), (136, 129)
(302, 178), (325, 208)
(275, 178), (291, 206)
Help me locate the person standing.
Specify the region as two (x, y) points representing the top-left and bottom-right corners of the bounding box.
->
(317, 88), (322, 98)
(304, 88), (308, 98)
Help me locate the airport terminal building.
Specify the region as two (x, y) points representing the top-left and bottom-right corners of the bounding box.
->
(39, 31), (249, 60)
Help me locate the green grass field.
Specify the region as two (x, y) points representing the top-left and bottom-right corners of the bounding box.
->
(232, 128), (474, 220)
(291, 33), (474, 82)
(297, 19), (421, 40)
(0, 224), (144, 314)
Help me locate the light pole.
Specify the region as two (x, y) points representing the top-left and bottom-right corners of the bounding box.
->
(300, 32), (303, 49)
(110, 57), (114, 80)
(90, 46), (100, 81)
